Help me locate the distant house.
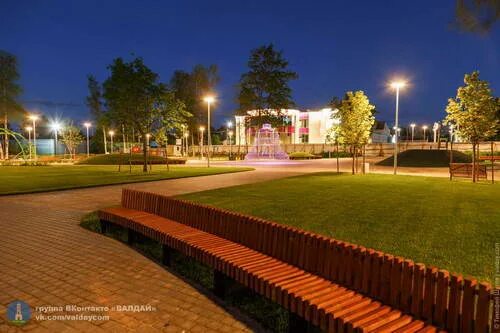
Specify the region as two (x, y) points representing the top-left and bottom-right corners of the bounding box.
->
(371, 121), (391, 143)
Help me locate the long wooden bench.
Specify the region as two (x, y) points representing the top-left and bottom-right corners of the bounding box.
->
(450, 163), (487, 180)
(98, 189), (493, 333)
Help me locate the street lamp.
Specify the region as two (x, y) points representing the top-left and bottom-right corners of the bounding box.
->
(228, 130), (233, 159)
(390, 80), (407, 175)
(227, 121), (233, 158)
(203, 95), (215, 167)
(109, 130), (115, 153)
(25, 126), (33, 159)
(28, 114), (39, 160)
(422, 125), (428, 142)
(199, 126), (205, 159)
(83, 122), (91, 157)
(184, 131), (189, 157)
(410, 123), (416, 142)
(50, 122), (61, 156)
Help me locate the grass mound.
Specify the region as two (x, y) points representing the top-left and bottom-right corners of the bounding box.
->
(77, 153), (186, 165)
(288, 152), (320, 160)
(376, 149), (471, 167)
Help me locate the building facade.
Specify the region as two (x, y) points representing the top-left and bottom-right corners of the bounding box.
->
(235, 108), (339, 145)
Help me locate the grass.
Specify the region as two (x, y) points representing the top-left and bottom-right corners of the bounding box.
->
(0, 165), (252, 195)
(179, 173), (499, 283)
(76, 153), (186, 165)
(376, 149), (471, 167)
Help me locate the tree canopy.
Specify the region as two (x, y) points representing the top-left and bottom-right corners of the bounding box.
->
(0, 50), (24, 159)
(335, 91), (375, 174)
(102, 57), (190, 171)
(454, 0), (499, 33)
(170, 64), (219, 141)
(237, 44), (298, 126)
(445, 71), (499, 143)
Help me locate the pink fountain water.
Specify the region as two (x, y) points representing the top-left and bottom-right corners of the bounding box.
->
(245, 124), (289, 160)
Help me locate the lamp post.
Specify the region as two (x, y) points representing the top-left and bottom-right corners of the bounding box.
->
(180, 124), (186, 156)
(199, 126), (205, 159)
(109, 130), (115, 153)
(203, 96), (215, 167)
(227, 121), (233, 158)
(422, 125), (428, 142)
(390, 81), (406, 175)
(83, 122), (91, 157)
(410, 123), (416, 142)
(228, 130), (233, 160)
(51, 122), (61, 156)
(184, 131), (189, 157)
(28, 115), (39, 160)
(25, 126), (33, 159)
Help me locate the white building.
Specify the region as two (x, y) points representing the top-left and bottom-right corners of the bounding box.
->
(235, 108), (339, 145)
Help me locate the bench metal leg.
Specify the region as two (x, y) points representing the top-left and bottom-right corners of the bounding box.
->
(162, 245), (173, 267)
(214, 270), (233, 299)
(99, 220), (109, 234)
(127, 229), (137, 245)
(288, 312), (311, 333)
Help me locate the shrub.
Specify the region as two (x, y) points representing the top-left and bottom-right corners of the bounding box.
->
(76, 154), (186, 165)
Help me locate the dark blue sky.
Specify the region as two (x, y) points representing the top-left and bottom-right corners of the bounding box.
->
(1, 0), (499, 127)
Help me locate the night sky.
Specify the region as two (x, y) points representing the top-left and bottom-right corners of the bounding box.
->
(1, 0), (499, 128)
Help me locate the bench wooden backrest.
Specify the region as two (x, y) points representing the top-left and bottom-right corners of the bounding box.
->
(450, 163), (487, 178)
(121, 188), (492, 332)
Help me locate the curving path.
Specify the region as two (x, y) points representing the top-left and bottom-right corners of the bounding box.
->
(0, 167), (305, 333)
(0, 159), (450, 332)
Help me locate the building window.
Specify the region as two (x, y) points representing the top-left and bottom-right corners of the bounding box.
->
(300, 119), (309, 128)
(301, 134), (309, 143)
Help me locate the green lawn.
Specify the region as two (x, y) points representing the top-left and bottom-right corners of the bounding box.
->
(0, 165), (252, 195)
(179, 173), (499, 283)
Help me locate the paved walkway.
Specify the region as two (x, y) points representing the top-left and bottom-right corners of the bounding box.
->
(0, 160), (452, 332)
(0, 168), (305, 333)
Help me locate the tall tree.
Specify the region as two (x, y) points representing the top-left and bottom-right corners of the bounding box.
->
(103, 57), (190, 172)
(0, 51), (24, 160)
(237, 44), (298, 127)
(445, 71), (499, 182)
(170, 64), (219, 142)
(335, 91), (376, 174)
(86, 75), (109, 153)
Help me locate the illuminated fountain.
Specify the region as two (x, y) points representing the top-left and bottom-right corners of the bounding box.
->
(245, 124), (289, 160)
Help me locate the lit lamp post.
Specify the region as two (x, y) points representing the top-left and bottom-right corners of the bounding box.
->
(410, 123), (416, 142)
(83, 122), (91, 157)
(228, 130), (234, 160)
(25, 126), (33, 159)
(180, 124), (186, 156)
(390, 80), (407, 175)
(51, 122), (61, 156)
(199, 126), (205, 159)
(203, 96), (215, 167)
(28, 115), (39, 160)
(227, 121), (233, 158)
(109, 130), (115, 153)
(184, 131), (189, 156)
(422, 125), (428, 142)
(432, 122), (439, 143)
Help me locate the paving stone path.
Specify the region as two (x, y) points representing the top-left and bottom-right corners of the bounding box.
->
(0, 168), (302, 333)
